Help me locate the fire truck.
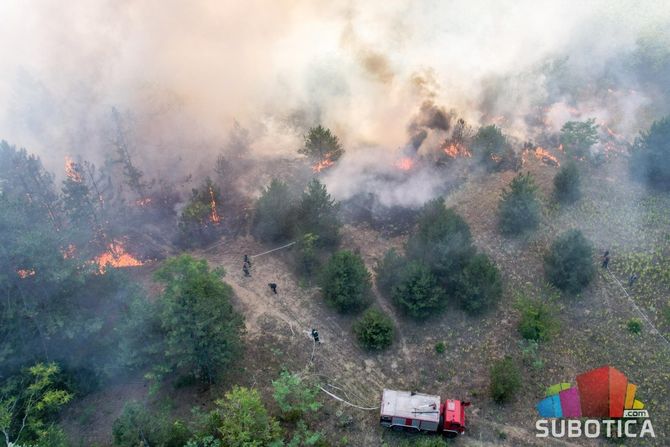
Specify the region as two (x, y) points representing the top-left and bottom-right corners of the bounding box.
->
(380, 389), (470, 437)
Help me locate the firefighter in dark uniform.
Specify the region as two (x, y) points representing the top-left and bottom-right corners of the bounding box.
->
(269, 283), (277, 294)
(311, 328), (320, 344)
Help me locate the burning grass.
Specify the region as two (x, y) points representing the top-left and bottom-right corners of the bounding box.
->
(94, 240), (144, 273)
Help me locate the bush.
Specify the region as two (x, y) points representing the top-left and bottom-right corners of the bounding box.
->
(294, 233), (321, 278)
(392, 261), (447, 319)
(559, 119), (599, 159)
(112, 401), (191, 447)
(299, 125), (345, 162)
(435, 341), (446, 354)
(319, 251), (372, 313)
(353, 308), (395, 351)
(177, 177), (224, 247)
(296, 179), (340, 247)
(544, 230), (595, 294)
(272, 371), (321, 421)
(630, 116), (670, 191)
(456, 253), (503, 314)
(406, 198), (475, 284)
(490, 357), (522, 404)
(472, 125), (513, 172)
(498, 172), (541, 235)
(213, 387), (283, 447)
(516, 295), (559, 342)
(553, 161), (581, 204)
(374, 248), (405, 298)
(627, 318), (642, 334)
(252, 179), (296, 243)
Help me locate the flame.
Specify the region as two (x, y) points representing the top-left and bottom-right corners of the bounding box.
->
(312, 158), (334, 173)
(209, 186), (221, 224)
(62, 244), (76, 259)
(17, 268), (36, 278)
(135, 197), (152, 207)
(65, 156), (83, 183)
(94, 241), (144, 273)
(534, 147), (560, 166)
(394, 157), (415, 171)
(443, 143), (472, 159)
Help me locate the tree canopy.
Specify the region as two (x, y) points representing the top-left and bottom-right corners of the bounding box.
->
(318, 251), (372, 313)
(544, 230), (595, 294)
(391, 261), (446, 319)
(299, 125), (344, 162)
(553, 161), (581, 204)
(472, 125), (515, 171)
(559, 119), (599, 158)
(296, 179), (341, 247)
(252, 179), (296, 243)
(630, 116), (670, 191)
(155, 255), (244, 384)
(498, 172), (541, 235)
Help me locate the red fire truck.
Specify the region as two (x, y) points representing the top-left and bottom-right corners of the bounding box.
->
(380, 389), (470, 437)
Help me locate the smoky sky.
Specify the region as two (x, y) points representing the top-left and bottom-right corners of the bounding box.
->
(0, 0), (668, 204)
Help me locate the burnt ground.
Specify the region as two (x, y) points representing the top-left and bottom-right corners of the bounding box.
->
(63, 155), (670, 447)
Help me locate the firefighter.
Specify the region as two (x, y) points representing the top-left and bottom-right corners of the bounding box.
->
(628, 273), (638, 287)
(311, 328), (320, 344)
(268, 283), (277, 294)
(243, 263), (250, 277)
(244, 254), (252, 267)
(602, 250), (610, 269)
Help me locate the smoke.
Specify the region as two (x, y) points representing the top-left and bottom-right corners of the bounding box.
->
(0, 0), (669, 205)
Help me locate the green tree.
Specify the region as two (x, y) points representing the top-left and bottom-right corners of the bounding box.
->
(252, 179), (296, 243)
(178, 177), (224, 248)
(392, 261), (446, 319)
(490, 357), (521, 404)
(456, 254), (503, 315)
(299, 125), (344, 162)
(212, 387), (283, 447)
(0, 363), (72, 446)
(498, 172), (541, 235)
(406, 198), (475, 285)
(296, 179), (340, 247)
(544, 230), (595, 294)
(294, 233), (321, 279)
(559, 119), (599, 158)
(516, 295), (559, 342)
(630, 116), (670, 191)
(553, 161), (581, 204)
(353, 308), (395, 350)
(374, 249), (405, 298)
(472, 125), (511, 171)
(112, 401), (191, 447)
(155, 255), (244, 384)
(319, 251), (372, 313)
(272, 371), (321, 422)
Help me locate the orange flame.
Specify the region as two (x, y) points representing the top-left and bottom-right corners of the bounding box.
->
(17, 268), (36, 278)
(312, 152), (335, 173)
(65, 156), (83, 183)
(443, 143), (472, 159)
(534, 147), (560, 166)
(135, 197), (152, 207)
(62, 244), (76, 259)
(394, 157), (415, 171)
(94, 241), (143, 274)
(209, 186), (221, 224)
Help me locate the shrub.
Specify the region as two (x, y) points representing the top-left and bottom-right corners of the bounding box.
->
(553, 161), (581, 204)
(630, 116), (670, 191)
(559, 119), (599, 159)
(272, 371), (322, 421)
(299, 125), (345, 162)
(456, 253), (503, 314)
(374, 248), (405, 298)
(213, 387), (283, 447)
(296, 179), (341, 247)
(294, 233), (321, 279)
(112, 401), (191, 447)
(435, 341), (446, 354)
(516, 295), (559, 342)
(627, 318), (642, 334)
(498, 172), (541, 235)
(177, 177), (225, 248)
(319, 251), (372, 313)
(353, 308), (395, 351)
(472, 125), (513, 171)
(392, 261), (446, 319)
(252, 179), (296, 243)
(490, 357), (522, 404)
(406, 198), (475, 284)
(544, 230), (595, 294)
